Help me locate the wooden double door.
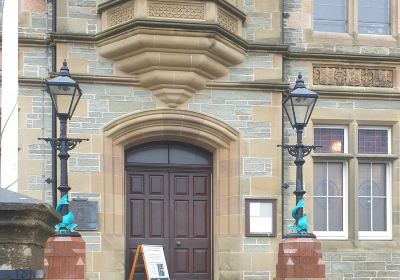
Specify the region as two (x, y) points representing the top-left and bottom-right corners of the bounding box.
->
(126, 169), (212, 280)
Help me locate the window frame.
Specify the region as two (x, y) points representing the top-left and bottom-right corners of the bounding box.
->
(358, 161), (392, 240)
(313, 125), (349, 154)
(357, 126), (391, 155)
(313, 160), (349, 240)
(357, 0), (391, 35)
(312, 0), (396, 37)
(313, 0), (348, 33)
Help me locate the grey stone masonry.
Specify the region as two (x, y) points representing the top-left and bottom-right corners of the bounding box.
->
(244, 237), (270, 252)
(242, 0), (273, 42)
(69, 153), (100, 173)
(243, 157), (272, 177)
(324, 251), (400, 280)
(244, 271), (270, 280)
(23, 48), (50, 78)
(189, 89), (271, 139)
(68, 44), (114, 75)
(68, 0), (99, 34)
(68, 84), (155, 135)
(80, 232), (101, 252)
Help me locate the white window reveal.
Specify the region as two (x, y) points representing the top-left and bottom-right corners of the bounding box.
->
(313, 162), (348, 239)
(358, 162), (392, 240)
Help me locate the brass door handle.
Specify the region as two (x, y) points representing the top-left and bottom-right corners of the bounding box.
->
(176, 240), (181, 246)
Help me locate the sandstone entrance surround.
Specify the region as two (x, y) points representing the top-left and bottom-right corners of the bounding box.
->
(100, 109), (241, 278)
(96, 0), (247, 107)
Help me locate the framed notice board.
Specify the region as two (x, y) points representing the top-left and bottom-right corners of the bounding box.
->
(245, 198), (277, 237)
(129, 245), (170, 280)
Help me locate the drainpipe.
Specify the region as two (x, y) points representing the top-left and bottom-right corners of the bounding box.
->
(281, 0), (287, 239)
(280, 0), (285, 239)
(51, 0), (57, 208)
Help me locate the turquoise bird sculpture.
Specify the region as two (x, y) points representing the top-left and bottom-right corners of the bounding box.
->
(54, 194), (78, 232)
(288, 198), (309, 234)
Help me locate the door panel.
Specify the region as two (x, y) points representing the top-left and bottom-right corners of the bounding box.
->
(126, 172), (169, 280)
(170, 172), (211, 279)
(126, 170), (211, 280)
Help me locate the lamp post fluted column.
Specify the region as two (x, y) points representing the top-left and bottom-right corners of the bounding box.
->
(293, 126), (305, 224)
(57, 114), (71, 217)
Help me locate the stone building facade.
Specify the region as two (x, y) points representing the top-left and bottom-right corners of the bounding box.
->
(1, 0), (400, 279)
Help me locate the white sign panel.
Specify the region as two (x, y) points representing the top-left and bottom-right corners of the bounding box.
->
(142, 245), (170, 280)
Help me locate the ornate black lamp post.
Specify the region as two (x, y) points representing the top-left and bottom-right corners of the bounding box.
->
(39, 60), (88, 235)
(281, 73), (319, 237)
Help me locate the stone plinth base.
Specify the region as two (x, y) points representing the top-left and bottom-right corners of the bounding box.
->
(275, 238), (325, 280)
(44, 236), (85, 280)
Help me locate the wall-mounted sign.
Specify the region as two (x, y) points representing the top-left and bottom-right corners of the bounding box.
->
(69, 198), (98, 231)
(129, 245), (170, 280)
(245, 198), (277, 237)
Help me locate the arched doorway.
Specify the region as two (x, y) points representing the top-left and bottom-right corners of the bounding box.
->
(125, 142), (213, 280)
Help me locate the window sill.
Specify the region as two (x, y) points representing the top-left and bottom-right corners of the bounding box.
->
(356, 33), (396, 42)
(358, 235), (392, 241)
(311, 31), (353, 40)
(314, 231), (348, 240)
(357, 154), (398, 161)
(312, 153), (353, 160)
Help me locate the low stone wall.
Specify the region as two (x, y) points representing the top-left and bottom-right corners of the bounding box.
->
(0, 189), (59, 279)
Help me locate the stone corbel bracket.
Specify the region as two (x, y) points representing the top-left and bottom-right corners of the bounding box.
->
(96, 0), (246, 107)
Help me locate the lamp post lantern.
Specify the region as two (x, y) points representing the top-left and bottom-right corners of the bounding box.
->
(280, 73), (319, 237)
(39, 59), (88, 235)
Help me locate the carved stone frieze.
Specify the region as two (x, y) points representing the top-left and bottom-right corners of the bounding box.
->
(148, 1), (205, 20)
(313, 66), (393, 88)
(217, 8), (238, 34)
(108, 3), (135, 28)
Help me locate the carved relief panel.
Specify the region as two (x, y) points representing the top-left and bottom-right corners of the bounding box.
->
(108, 2), (135, 27)
(101, 0), (243, 36)
(313, 66), (394, 88)
(148, 1), (205, 20)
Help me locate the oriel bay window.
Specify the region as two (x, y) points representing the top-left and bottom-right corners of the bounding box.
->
(313, 126), (348, 239)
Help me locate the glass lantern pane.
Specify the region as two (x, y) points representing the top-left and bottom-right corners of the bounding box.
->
(283, 99), (296, 126)
(48, 84), (75, 96)
(69, 88), (81, 117)
(56, 95), (73, 115)
(292, 96), (316, 125)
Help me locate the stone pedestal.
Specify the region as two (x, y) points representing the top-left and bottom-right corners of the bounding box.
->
(0, 189), (59, 279)
(275, 238), (325, 280)
(44, 235), (86, 280)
